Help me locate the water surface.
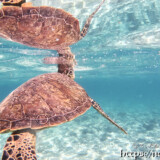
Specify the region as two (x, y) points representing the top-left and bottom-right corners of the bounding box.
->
(0, 0), (160, 159)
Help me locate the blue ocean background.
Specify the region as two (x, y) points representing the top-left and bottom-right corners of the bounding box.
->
(1, 0), (160, 159)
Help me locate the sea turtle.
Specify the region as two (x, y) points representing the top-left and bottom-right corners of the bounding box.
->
(0, 73), (127, 160)
(0, 0), (105, 78)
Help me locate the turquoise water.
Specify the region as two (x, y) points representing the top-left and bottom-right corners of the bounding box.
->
(1, 0), (160, 159)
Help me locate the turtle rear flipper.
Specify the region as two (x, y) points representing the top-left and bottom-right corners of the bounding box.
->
(90, 98), (127, 134)
(2, 129), (37, 160)
(79, 0), (105, 40)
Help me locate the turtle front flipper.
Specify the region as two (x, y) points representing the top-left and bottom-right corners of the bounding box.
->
(43, 47), (76, 79)
(2, 129), (37, 160)
(90, 98), (127, 134)
(79, 0), (105, 40)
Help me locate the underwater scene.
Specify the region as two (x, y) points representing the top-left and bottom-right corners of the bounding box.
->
(0, 0), (160, 159)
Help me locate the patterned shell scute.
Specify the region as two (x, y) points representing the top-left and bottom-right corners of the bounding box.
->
(0, 6), (80, 49)
(0, 73), (91, 133)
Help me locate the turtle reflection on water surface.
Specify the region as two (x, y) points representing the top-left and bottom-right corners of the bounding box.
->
(0, 0), (105, 78)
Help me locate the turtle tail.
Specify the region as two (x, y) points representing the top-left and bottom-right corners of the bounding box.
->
(90, 98), (127, 134)
(78, 0), (105, 40)
(2, 129), (37, 160)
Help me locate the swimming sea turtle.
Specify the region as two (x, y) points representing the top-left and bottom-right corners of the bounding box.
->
(0, 0), (105, 78)
(0, 73), (127, 160)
